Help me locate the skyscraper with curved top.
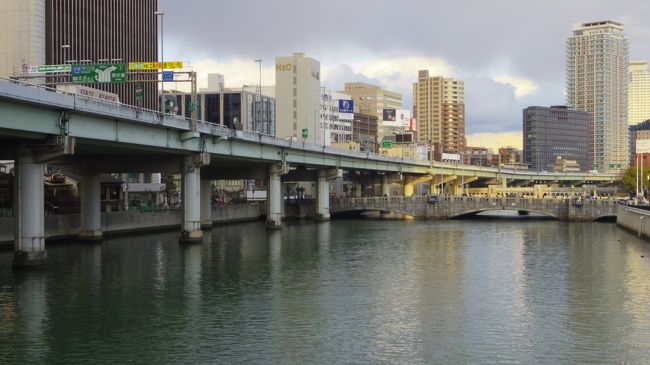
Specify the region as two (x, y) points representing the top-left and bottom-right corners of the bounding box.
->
(566, 20), (629, 173)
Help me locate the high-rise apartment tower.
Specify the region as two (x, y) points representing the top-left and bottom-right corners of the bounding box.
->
(412, 70), (465, 155)
(566, 20), (629, 172)
(629, 61), (650, 125)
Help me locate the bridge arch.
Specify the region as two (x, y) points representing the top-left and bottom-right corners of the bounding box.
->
(450, 207), (560, 219)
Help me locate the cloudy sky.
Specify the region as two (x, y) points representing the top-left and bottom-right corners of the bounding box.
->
(159, 0), (650, 150)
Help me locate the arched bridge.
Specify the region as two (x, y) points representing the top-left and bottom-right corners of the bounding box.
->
(330, 196), (619, 221)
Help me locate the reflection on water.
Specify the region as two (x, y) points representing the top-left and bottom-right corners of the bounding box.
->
(0, 220), (650, 364)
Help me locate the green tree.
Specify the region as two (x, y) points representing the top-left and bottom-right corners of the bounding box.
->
(162, 173), (177, 205)
(621, 166), (650, 194)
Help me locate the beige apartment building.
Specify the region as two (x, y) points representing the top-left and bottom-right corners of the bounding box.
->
(344, 82), (402, 140)
(412, 70), (465, 155)
(566, 20), (629, 172)
(629, 61), (650, 125)
(0, 0), (46, 78)
(275, 52), (321, 144)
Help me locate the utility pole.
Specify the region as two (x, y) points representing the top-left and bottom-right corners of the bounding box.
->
(254, 59), (262, 133)
(155, 11), (165, 114)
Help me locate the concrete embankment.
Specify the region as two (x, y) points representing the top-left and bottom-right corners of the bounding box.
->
(616, 206), (650, 240)
(0, 204), (262, 245)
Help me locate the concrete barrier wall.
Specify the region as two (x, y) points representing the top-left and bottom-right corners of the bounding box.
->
(0, 204), (262, 244)
(617, 207), (650, 239)
(212, 204), (263, 223)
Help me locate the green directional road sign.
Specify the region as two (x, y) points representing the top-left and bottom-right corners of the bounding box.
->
(302, 128), (308, 139)
(382, 141), (394, 148)
(30, 64), (71, 73)
(72, 63), (126, 84)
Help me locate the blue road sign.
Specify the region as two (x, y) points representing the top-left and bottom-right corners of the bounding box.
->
(162, 71), (174, 82)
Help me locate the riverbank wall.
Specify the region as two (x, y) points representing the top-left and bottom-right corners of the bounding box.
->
(0, 204), (263, 245)
(616, 206), (650, 240)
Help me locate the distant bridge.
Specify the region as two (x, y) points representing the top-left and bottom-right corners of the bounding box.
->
(330, 196), (619, 221)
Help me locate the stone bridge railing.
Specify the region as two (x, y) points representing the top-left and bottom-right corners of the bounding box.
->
(330, 196), (619, 221)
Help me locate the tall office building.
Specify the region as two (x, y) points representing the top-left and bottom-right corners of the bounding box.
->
(275, 53), (321, 144)
(523, 106), (592, 172)
(629, 61), (650, 125)
(566, 20), (629, 172)
(344, 82), (402, 140)
(0, 0), (158, 109)
(412, 70), (465, 155)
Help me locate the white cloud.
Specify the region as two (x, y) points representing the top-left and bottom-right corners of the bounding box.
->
(466, 131), (523, 151)
(184, 58), (276, 91)
(492, 75), (538, 98)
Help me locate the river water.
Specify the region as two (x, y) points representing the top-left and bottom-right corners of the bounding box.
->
(1, 218), (650, 364)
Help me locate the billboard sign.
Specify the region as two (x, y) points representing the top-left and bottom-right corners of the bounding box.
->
(636, 139), (650, 154)
(382, 108), (397, 126)
(57, 85), (120, 103)
(442, 153), (461, 162)
(128, 61), (183, 70)
(396, 109), (411, 127)
(72, 63), (126, 83)
(409, 118), (417, 131)
(25, 64), (71, 73)
(339, 99), (354, 114)
(338, 99), (354, 120)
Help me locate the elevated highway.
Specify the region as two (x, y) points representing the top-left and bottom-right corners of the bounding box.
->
(0, 78), (620, 266)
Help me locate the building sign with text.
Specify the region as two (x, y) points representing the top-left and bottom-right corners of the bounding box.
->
(128, 61), (183, 70)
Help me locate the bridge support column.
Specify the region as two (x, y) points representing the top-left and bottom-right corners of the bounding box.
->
(381, 175), (390, 197)
(403, 182), (414, 197)
(13, 153), (47, 268)
(200, 179), (212, 229)
(266, 164), (283, 229)
(316, 170), (330, 221)
(79, 174), (103, 241)
(354, 183), (363, 197)
(180, 154), (209, 243)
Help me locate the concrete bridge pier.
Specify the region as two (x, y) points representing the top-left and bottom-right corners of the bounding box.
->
(13, 153), (47, 268)
(381, 175), (390, 197)
(316, 169), (332, 221)
(266, 164), (284, 229)
(404, 175), (433, 197)
(354, 183), (363, 197)
(79, 174), (103, 241)
(200, 179), (213, 229)
(180, 154), (209, 243)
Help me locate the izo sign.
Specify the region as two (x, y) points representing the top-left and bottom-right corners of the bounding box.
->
(72, 63), (126, 84)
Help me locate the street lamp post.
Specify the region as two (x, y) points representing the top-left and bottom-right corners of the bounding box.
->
(61, 44), (71, 64)
(155, 11), (165, 114)
(254, 59), (262, 133)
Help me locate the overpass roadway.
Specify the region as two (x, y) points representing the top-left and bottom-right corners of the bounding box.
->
(0, 78), (618, 183)
(0, 78), (620, 267)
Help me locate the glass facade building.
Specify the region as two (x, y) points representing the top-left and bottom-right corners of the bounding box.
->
(523, 106), (592, 172)
(164, 91), (276, 135)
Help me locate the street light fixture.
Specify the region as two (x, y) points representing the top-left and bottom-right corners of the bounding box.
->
(155, 11), (165, 114)
(254, 59), (262, 133)
(61, 44), (71, 64)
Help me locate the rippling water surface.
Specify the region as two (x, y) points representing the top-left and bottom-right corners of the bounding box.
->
(1, 219), (650, 364)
